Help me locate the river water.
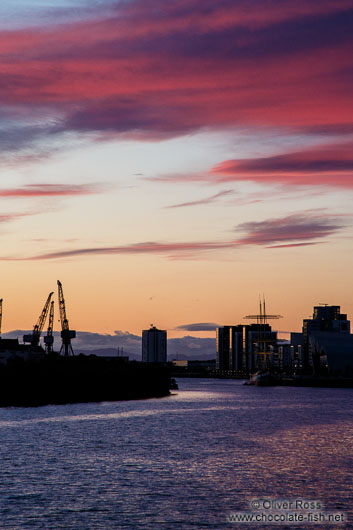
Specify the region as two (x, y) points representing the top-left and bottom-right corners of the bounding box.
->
(0, 378), (352, 529)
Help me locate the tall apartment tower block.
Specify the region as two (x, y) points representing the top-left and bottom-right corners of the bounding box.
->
(303, 305), (350, 372)
(217, 324), (277, 373)
(142, 325), (167, 363)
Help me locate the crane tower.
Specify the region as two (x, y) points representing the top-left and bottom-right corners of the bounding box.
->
(44, 301), (55, 354)
(57, 280), (76, 356)
(24, 292), (54, 348)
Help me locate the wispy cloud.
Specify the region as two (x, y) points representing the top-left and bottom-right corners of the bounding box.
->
(22, 241), (231, 260)
(266, 242), (323, 249)
(0, 213), (30, 224)
(165, 190), (233, 209)
(0, 183), (104, 197)
(153, 141), (353, 190)
(1, 211), (346, 260)
(211, 141), (353, 188)
(235, 212), (347, 246)
(0, 210), (47, 226)
(0, 184), (105, 227)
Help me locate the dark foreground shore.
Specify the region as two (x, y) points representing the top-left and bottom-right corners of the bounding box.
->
(0, 355), (171, 407)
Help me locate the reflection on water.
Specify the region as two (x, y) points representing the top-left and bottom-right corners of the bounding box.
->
(0, 406), (238, 429)
(0, 378), (352, 529)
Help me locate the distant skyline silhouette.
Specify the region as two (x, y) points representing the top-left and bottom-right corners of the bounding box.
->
(0, 1), (352, 337)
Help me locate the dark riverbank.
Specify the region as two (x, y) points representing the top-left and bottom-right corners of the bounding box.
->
(270, 374), (353, 388)
(0, 355), (171, 407)
(171, 369), (353, 388)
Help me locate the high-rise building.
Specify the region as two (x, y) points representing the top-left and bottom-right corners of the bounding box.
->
(303, 304), (350, 373)
(243, 323), (277, 372)
(216, 324), (277, 373)
(216, 326), (230, 371)
(216, 326), (243, 371)
(142, 325), (167, 363)
(290, 332), (303, 370)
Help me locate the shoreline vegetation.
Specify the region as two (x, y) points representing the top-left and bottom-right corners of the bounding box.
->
(0, 355), (171, 408)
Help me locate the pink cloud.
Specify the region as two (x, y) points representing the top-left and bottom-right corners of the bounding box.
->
(1, 211), (346, 260)
(0, 0), (352, 153)
(235, 213), (346, 246)
(25, 241), (230, 260)
(0, 184), (102, 197)
(0, 211), (44, 225)
(211, 141), (353, 188)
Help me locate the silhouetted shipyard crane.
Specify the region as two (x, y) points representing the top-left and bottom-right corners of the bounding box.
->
(44, 301), (55, 354)
(23, 292), (54, 347)
(57, 280), (76, 355)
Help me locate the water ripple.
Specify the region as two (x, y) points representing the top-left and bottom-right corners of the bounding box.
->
(0, 379), (352, 529)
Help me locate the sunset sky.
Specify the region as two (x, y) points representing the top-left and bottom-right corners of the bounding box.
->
(1, 0), (352, 343)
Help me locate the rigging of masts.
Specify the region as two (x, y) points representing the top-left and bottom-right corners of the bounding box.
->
(44, 301), (55, 354)
(244, 297), (282, 361)
(57, 280), (76, 356)
(23, 292), (54, 347)
(244, 299), (282, 326)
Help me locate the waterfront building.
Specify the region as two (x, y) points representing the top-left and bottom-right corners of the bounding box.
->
(142, 325), (167, 363)
(172, 360), (188, 368)
(216, 326), (243, 372)
(278, 343), (292, 372)
(309, 331), (353, 375)
(302, 305), (351, 374)
(216, 326), (231, 371)
(171, 359), (216, 377)
(243, 323), (277, 372)
(216, 324), (277, 373)
(290, 332), (303, 370)
(0, 338), (45, 364)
